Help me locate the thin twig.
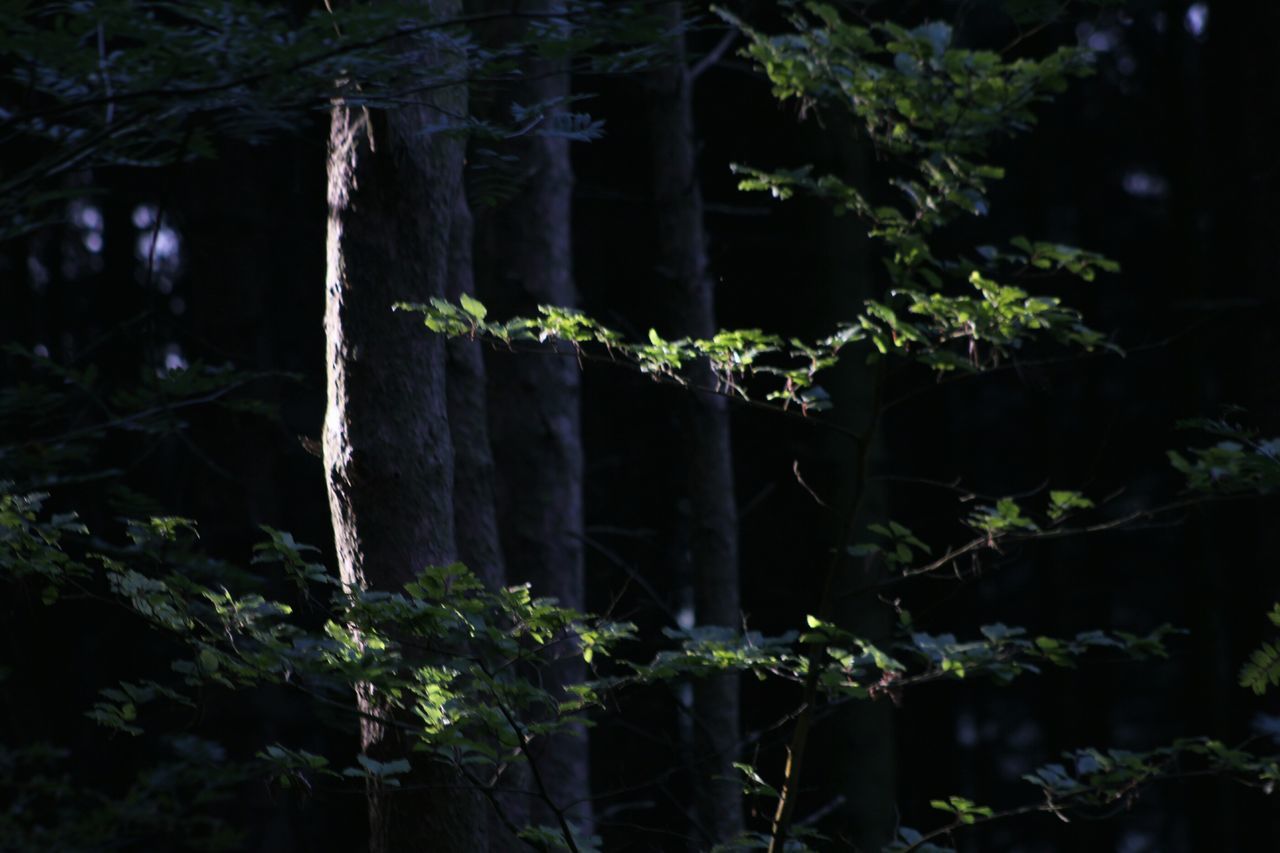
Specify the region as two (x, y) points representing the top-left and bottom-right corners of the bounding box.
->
(478, 663), (582, 853)
(97, 20), (114, 125)
(791, 460), (832, 509)
(1000, 1), (1070, 55)
(838, 490), (1277, 603)
(689, 27), (739, 81)
(767, 362), (886, 852)
(0, 377), (263, 453)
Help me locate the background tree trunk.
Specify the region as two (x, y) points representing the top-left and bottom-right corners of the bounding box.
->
(446, 188), (507, 595)
(816, 118), (896, 853)
(470, 0), (592, 836)
(322, 2), (486, 847)
(647, 4), (744, 844)
(445, 182), (529, 844)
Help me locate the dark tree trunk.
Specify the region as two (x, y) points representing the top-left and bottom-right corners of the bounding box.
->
(322, 2), (486, 848)
(444, 181), (528, 844)
(647, 4), (744, 844)
(470, 0), (592, 835)
(816, 122), (897, 853)
(446, 188), (507, 595)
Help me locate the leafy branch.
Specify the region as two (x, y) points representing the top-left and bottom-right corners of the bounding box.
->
(890, 739), (1280, 852)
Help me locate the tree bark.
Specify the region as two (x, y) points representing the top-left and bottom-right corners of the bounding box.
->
(446, 188), (508, 595)
(470, 0), (592, 836)
(322, 2), (486, 848)
(445, 179), (529, 844)
(647, 4), (744, 844)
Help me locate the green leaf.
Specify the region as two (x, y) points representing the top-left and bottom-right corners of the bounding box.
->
(459, 293), (487, 321)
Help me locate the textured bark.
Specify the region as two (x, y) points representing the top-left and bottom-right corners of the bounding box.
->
(647, 4), (744, 844)
(470, 0), (591, 835)
(322, 3), (486, 848)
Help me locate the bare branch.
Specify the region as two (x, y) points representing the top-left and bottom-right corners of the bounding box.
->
(689, 27), (738, 81)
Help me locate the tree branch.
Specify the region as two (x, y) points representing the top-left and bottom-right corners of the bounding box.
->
(689, 27), (739, 81)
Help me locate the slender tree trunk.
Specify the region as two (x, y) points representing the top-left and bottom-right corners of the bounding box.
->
(322, 3), (486, 848)
(444, 181), (528, 844)
(470, 0), (592, 835)
(818, 122), (896, 853)
(446, 188), (507, 595)
(647, 4), (744, 844)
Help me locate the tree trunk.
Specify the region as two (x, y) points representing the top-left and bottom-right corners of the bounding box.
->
(817, 122), (896, 853)
(445, 179), (529, 844)
(322, 2), (486, 848)
(470, 0), (592, 836)
(647, 4), (744, 844)
(446, 188), (508, 595)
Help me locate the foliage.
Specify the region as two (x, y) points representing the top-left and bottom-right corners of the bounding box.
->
(0, 0), (666, 237)
(0, 738), (244, 851)
(401, 1), (1128, 415)
(722, 3), (1120, 365)
(4, 454), (1228, 851)
(399, 4), (1279, 850)
(1239, 603), (1280, 696)
(0, 342), (285, 489)
(2, 1), (1278, 851)
(396, 277), (1110, 413)
(5, 362), (1275, 849)
(883, 738), (1280, 853)
(1168, 416), (1280, 495)
(1169, 417), (1280, 695)
(1, 473), (630, 848)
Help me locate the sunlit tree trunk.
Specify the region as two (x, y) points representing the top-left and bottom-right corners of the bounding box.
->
(647, 4), (744, 844)
(470, 0), (592, 835)
(322, 2), (486, 848)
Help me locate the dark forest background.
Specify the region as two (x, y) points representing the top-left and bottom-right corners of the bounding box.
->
(2, 1), (1278, 851)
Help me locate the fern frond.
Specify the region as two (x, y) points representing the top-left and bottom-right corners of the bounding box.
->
(1240, 641), (1280, 695)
